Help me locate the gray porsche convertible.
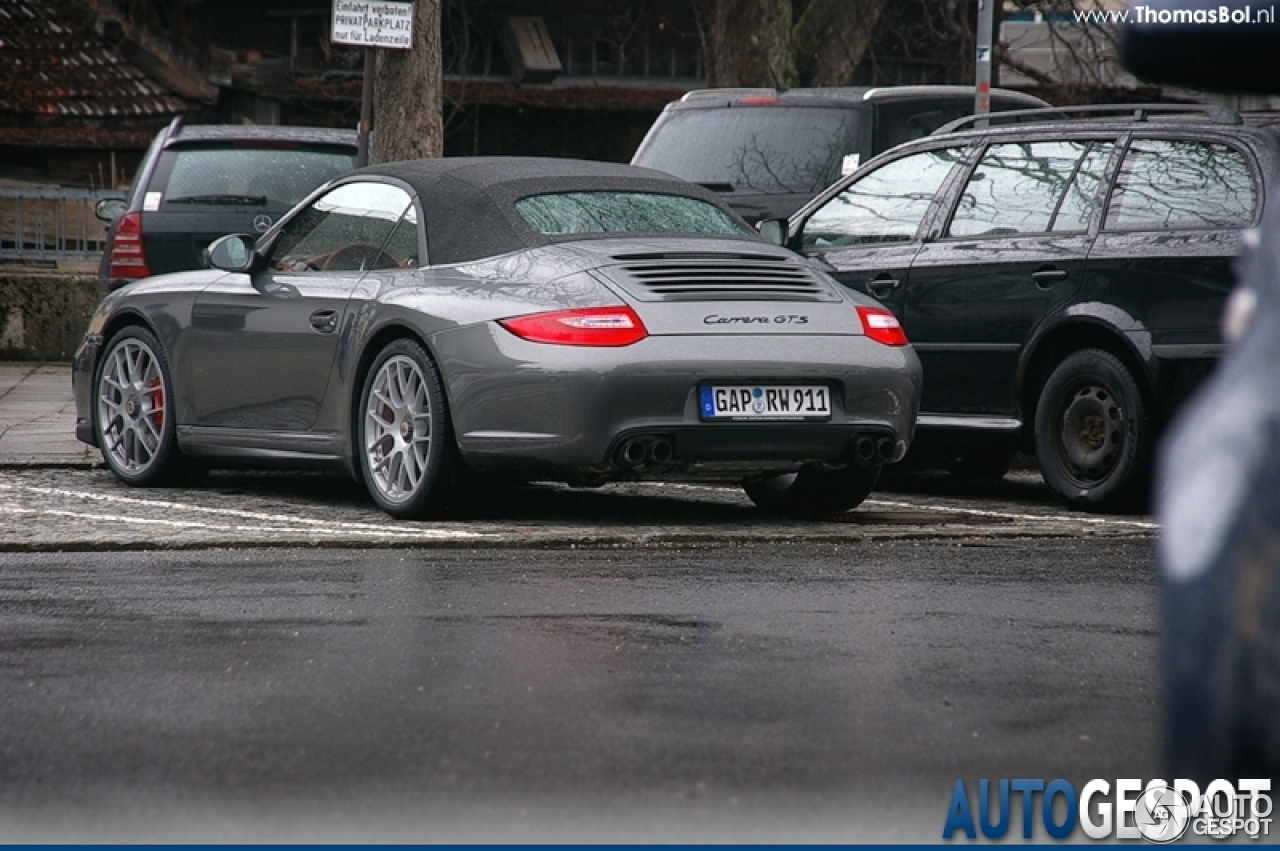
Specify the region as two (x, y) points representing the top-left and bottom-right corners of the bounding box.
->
(73, 157), (921, 518)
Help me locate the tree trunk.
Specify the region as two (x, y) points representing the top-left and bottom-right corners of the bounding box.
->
(794, 0), (890, 86)
(697, 0), (796, 88)
(373, 0), (443, 164)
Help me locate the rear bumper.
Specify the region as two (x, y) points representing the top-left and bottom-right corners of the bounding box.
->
(438, 328), (921, 476)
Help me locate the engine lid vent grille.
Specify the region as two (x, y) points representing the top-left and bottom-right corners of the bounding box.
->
(603, 252), (838, 302)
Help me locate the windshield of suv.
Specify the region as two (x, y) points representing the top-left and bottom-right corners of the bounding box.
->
(158, 145), (356, 209)
(633, 107), (863, 194)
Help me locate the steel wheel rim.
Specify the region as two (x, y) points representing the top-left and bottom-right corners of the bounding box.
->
(97, 338), (166, 474)
(1056, 379), (1123, 487)
(364, 354), (432, 504)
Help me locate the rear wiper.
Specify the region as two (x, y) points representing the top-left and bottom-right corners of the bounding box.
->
(166, 194), (267, 205)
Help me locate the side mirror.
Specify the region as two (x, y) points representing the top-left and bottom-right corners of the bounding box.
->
(204, 234), (260, 272)
(756, 218), (787, 246)
(94, 198), (127, 223)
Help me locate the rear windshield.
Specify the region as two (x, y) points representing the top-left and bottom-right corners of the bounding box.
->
(515, 191), (746, 236)
(155, 145), (356, 209)
(633, 106), (863, 194)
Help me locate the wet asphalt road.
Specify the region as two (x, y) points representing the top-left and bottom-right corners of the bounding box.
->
(0, 465), (1156, 550)
(0, 534), (1159, 843)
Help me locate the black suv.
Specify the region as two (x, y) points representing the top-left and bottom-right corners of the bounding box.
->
(770, 104), (1280, 512)
(96, 118), (358, 296)
(630, 85), (1048, 223)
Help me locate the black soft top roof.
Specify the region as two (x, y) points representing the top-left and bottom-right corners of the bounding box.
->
(350, 156), (750, 265)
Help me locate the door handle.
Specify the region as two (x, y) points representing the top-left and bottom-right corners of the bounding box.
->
(1031, 268), (1068, 288)
(309, 309), (339, 333)
(866, 276), (901, 299)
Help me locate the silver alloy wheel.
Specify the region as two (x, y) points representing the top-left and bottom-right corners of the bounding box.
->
(364, 353), (433, 504)
(97, 336), (167, 475)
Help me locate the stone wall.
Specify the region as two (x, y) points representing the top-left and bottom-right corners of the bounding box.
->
(0, 271), (98, 362)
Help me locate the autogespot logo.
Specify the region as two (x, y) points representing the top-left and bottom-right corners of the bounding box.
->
(942, 777), (1272, 842)
(1133, 783), (1191, 843)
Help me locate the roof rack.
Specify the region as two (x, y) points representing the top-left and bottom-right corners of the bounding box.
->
(679, 88), (778, 102)
(861, 84), (1031, 100)
(933, 103), (1243, 135)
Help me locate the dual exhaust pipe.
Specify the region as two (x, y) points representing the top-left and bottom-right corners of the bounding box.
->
(852, 434), (897, 464)
(616, 435), (675, 468)
(615, 433), (897, 468)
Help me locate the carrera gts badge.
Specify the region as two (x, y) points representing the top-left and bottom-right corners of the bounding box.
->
(703, 314), (809, 325)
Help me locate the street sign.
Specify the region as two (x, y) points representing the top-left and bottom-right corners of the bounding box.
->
(332, 0), (414, 50)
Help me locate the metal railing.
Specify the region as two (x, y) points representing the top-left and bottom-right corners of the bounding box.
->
(0, 187), (119, 262)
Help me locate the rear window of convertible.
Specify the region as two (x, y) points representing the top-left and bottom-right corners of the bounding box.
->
(515, 191), (745, 236)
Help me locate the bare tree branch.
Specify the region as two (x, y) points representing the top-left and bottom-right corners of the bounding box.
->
(695, 0), (796, 88)
(795, 0), (890, 86)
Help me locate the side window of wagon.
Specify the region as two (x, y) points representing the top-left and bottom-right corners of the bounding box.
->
(799, 147), (964, 250)
(947, 140), (1114, 237)
(1104, 138), (1257, 231)
(269, 182), (415, 271)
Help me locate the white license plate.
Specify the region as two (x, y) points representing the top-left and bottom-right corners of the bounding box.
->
(700, 385), (831, 421)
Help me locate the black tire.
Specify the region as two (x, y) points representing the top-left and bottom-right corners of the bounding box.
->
(93, 325), (187, 486)
(743, 463), (881, 517)
(356, 338), (460, 519)
(1034, 348), (1152, 512)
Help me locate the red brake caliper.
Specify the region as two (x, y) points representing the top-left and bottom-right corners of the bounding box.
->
(148, 378), (164, 428)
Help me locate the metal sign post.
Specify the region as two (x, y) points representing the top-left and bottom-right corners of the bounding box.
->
(331, 0), (415, 166)
(975, 0), (995, 126)
(357, 47), (374, 167)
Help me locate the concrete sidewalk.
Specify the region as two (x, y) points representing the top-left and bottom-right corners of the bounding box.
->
(0, 362), (98, 466)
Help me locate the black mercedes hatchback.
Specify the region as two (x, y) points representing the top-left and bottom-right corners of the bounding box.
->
(770, 104), (1280, 512)
(95, 118), (358, 297)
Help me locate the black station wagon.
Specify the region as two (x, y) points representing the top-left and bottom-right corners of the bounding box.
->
(770, 104), (1280, 512)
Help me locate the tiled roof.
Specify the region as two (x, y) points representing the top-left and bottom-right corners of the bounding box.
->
(0, 0), (188, 125)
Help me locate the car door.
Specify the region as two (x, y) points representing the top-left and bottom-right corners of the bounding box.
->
(187, 180), (415, 431)
(1087, 135), (1257, 392)
(908, 138), (1116, 416)
(794, 144), (970, 411)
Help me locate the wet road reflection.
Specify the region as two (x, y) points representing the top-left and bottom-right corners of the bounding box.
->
(0, 539), (1158, 842)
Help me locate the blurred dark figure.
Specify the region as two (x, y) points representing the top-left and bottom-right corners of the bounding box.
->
(1122, 0), (1280, 780)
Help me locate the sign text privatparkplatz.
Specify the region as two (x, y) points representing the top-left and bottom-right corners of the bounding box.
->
(331, 0), (413, 50)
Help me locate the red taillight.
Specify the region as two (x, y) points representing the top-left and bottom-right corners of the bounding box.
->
(857, 305), (908, 347)
(735, 94), (779, 106)
(499, 306), (648, 347)
(107, 211), (151, 281)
